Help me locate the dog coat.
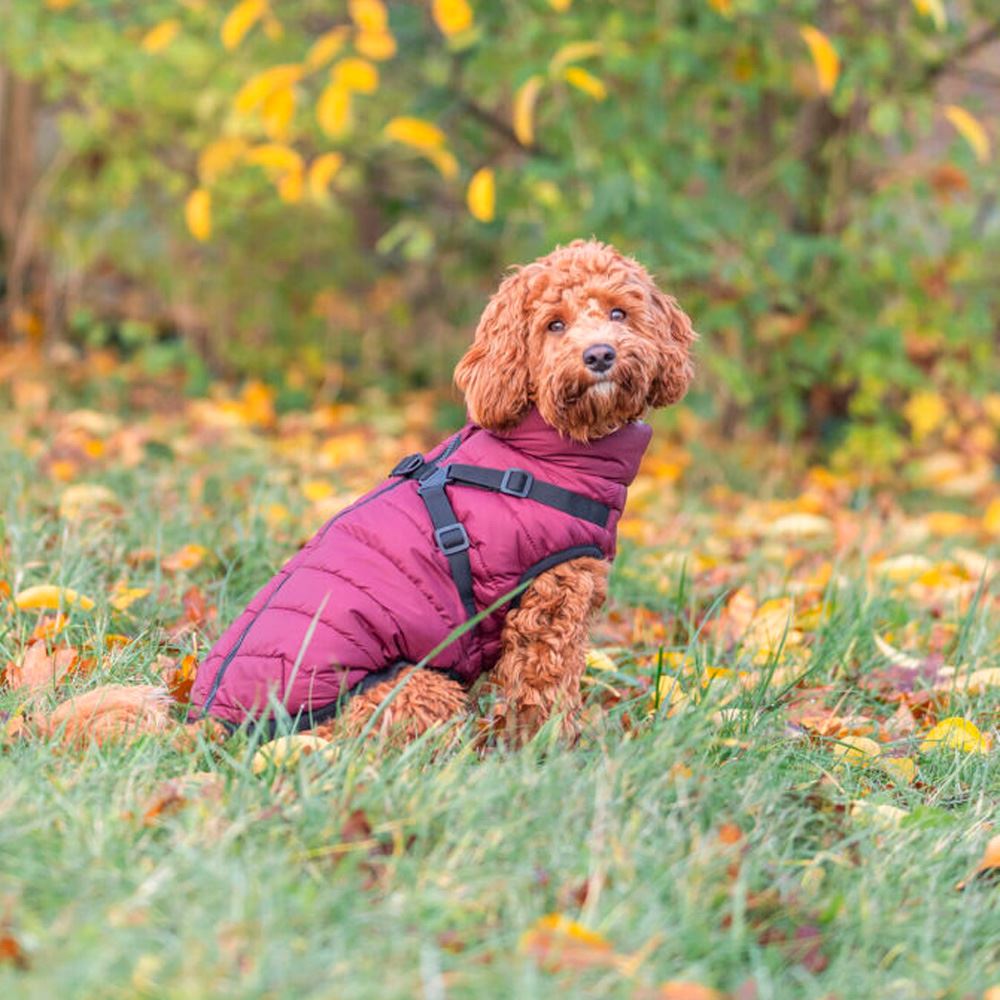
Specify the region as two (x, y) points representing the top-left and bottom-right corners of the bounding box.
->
(189, 407), (652, 728)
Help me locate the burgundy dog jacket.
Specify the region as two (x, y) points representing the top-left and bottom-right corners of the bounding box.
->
(189, 408), (652, 728)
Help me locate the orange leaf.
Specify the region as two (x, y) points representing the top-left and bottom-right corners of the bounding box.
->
(956, 834), (1000, 890)
(162, 543), (208, 573)
(6, 642), (78, 693)
(799, 25), (840, 95)
(519, 914), (619, 971)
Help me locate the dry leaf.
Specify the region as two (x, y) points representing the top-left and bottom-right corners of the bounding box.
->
(162, 543), (208, 573)
(6, 642), (79, 693)
(519, 913), (620, 972)
(956, 835), (1000, 890)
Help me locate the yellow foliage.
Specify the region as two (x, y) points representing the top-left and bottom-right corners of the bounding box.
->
(198, 137), (247, 184)
(333, 57), (379, 94)
(308, 152), (345, 201)
(466, 167), (496, 222)
(832, 736), (881, 765)
(305, 27), (349, 70)
(920, 717), (990, 754)
(277, 168), (304, 203)
(432, 0), (473, 37)
(14, 585), (95, 612)
(245, 143), (303, 176)
(549, 41), (603, 74)
(348, 0), (388, 33)
(547, 0), (573, 10)
(184, 188), (212, 241)
(355, 28), (397, 61)
(234, 65), (303, 115)
(384, 116), (447, 150)
(944, 105), (991, 163)
(317, 84), (352, 137)
(984, 497), (1000, 536)
(513, 75), (544, 146)
(708, 0), (733, 16)
(912, 0), (947, 30)
(903, 390), (948, 441)
(221, 0), (267, 51)
(141, 19), (180, 54)
(799, 25), (840, 95)
(563, 66), (607, 101)
(261, 86), (296, 140)
(427, 147), (460, 179)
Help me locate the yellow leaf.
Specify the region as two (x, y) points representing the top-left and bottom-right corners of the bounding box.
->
(263, 11), (283, 40)
(984, 497), (1000, 536)
(944, 104), (991, 163)
(879, 756), (916, 785)
(355, 28), (397, 61)
(708, 0), (733, 16)
(563, 66), (607, 101)
(519, 914), (618, 971)
(466, 167), (495, 222)
(513, 75), (543, 146)
(252, 734), (330, 774)
(549, 41), (602, 74)
(162, 543), (209, 574)
(317, 84), (352, 137)
(832, 735), (882, 765)
(912, 0), (946, 30)
(109, 584), (150, 612)
(234, 65), (303, 115)
(185, 188), (212, 241)
(585, 649), (616, 672)
(432, 0), (473, 37)
(305, 26), (350, 70)
(426, 147), (459, 179)
(902, 390), (948, 441)
(348, 0), (388, 33)
(308, 152), (345, 201)
(14, 585), (95, 612)
(44, 0), (78, 8)
(302, 479), (335, 502)
(221, 0), (267, 51)
(197, 137), (247, 184)
(141, 19), (181, 54)
(277, 167), (304, 203)
(261, 86), (296, 140)
(384, 116), (447, 150)
(245, 143), (303, 176)
(799, 25), (840, 95)
(920, 717), (990, 755)
(547, 0), (573, 10)
(332, 57), (379, 94)
(59, 484), (118, 521)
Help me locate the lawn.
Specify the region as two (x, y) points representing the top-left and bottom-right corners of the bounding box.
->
(1, 365), (998, 999)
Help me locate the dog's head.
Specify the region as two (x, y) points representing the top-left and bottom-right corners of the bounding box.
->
(455, 240), (696, 441)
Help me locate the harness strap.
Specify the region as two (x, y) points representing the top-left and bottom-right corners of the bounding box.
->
(445, 463), (610, 528)
(390, 447), (612, 619)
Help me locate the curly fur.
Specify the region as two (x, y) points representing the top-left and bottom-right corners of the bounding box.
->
(46, 240), (693, 750)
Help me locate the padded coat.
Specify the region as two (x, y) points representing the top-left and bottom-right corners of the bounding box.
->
(189, 408), (651, 727)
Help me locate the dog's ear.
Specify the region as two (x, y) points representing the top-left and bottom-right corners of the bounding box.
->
(646, 287), (696, 408)
(454, 269), (533, 430)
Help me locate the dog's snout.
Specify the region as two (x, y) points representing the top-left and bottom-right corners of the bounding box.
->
(582, 343), (616, 374)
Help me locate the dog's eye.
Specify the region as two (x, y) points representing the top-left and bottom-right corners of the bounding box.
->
(547, 319), (566, 333)
(610, 307), (627, 321)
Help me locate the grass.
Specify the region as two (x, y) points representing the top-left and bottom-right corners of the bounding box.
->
(1, 389), (999, 999)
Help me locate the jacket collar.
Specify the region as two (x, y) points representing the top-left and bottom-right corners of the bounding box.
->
(480, 407), (651, 487)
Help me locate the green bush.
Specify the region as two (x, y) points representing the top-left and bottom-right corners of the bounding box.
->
(2, 0), (998, 440)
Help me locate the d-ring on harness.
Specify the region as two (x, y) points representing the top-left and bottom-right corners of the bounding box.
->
(391, 451), (612, 620)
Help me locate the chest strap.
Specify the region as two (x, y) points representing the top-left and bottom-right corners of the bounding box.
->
(391, 451), (612, 618)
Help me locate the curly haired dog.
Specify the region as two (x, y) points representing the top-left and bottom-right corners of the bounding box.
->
(47, 240), (695, 748)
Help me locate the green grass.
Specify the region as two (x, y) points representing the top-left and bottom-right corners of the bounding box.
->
(1, 408), (999, 1000)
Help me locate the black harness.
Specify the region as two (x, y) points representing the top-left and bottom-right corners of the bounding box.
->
(390, 447), (611, 619)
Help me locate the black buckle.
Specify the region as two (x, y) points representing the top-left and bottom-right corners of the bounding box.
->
(434, 522), (470, 555)
(417, 464), (452, 493)
(391, 453), (425, 477)
(500, 468), (534, 498)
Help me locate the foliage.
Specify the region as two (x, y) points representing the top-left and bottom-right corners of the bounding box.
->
(1, 0), (999, 444)
(2, 367), (1000, 995)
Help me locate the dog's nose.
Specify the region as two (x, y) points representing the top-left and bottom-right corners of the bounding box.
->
(582, 343), (616, 373)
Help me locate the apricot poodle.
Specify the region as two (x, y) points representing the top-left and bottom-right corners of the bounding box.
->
(44, 240), (695, 748)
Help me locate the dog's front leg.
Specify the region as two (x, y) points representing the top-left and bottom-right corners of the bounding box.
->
(492, 557), (608, 745)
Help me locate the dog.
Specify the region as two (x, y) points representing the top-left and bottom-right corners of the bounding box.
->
(45, 240), (695, 748)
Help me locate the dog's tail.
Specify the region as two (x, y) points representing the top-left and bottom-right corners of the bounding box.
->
(36, 684), (174, 747)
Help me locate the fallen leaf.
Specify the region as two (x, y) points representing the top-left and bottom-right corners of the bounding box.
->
(140, 772), (224, 826)
(251, 734), (331, 774)
(956, 834), (1000, 890)
(920, 717), (990, 754)
(162, 543), (208, 573)
(5, 642), (79, 693)
(656, 982), (725, 1000)
(519, 913), (619, 972)
(14, 585), (95, 612)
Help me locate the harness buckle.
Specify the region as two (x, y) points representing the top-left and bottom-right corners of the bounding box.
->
(499, 468), (534, 498)
(417, 464), (453, 493)
(434, 522), (470, 555)
(391, 453), (425, 477)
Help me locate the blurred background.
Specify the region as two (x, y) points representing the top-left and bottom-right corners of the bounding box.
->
(1, 0), (998, 465)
